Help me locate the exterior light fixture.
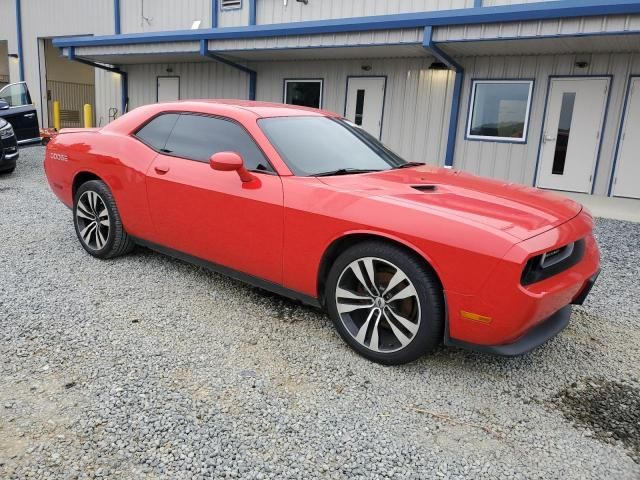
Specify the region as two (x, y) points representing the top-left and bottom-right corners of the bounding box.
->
(428, 61), (448, 70)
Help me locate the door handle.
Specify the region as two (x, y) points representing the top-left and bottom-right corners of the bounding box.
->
(24, 113), (35, 118)
(543, 134), (556, 143)
(154, 164), (170, 174)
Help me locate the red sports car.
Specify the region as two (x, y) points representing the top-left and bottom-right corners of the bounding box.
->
(44, 100), (600, 364)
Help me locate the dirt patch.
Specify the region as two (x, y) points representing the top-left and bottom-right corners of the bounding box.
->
(553, 379), (640, 463)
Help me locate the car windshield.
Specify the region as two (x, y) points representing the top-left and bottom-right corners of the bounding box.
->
(258, 116), (408, 176)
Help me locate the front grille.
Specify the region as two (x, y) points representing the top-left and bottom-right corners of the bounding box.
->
(521, 239), (586, 286)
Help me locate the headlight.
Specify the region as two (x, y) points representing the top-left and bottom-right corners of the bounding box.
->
(0, 122), (14, 139)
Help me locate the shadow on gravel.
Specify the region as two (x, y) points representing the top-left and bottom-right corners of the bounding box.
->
(552, 379), (640, 463)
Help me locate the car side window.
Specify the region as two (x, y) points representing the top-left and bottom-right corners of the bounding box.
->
(0, 82), (32, 107)
(164, 114), (273, 172)
(134, 113), (180, 151)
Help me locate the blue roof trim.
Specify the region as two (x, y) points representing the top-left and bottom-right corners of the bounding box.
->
(53, 0), (640, 48)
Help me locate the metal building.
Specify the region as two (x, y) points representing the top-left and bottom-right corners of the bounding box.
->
(2, 0), (640, 203)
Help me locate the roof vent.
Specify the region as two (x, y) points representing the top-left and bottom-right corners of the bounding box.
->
(221, 0), (242, 9)
(411, 185), (437, 192)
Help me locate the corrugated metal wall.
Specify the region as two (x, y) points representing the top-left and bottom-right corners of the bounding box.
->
(95, 69), (123, 127)
(256, 0), (473, 24)
(123, 61), (249, 109)
(483, 0), (559, 6)
(120, 0), (212, 33)
(0, 0), (18, 83)
(452, 52), (640, 195)
(434, 15), (640, 42)
(208, 29), (424, 51)
(219, 4), (249, 27)
(123, 57), (453, 166)
(18, 0), (114, 127)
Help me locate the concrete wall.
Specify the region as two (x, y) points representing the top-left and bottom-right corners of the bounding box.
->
(452, 52), (640, 196)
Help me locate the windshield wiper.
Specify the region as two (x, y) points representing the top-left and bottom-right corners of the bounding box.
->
(393, 162), (424, 169)
(311, 168), (383, 177)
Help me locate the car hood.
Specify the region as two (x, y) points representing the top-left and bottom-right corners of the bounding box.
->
(317, 165), (582, 241)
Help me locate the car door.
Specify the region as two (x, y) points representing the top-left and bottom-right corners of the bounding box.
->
(0, 82), (39, 142)
(143, 112), (284, 285)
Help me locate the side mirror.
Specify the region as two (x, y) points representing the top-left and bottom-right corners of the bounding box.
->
(209, 151), (255, 183)
(0, 100), (9, 110)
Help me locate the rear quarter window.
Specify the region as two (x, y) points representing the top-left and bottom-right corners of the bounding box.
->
(134, 113), (180, 151)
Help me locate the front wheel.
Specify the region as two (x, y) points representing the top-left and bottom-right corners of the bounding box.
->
(73, 180), (135, 259)
(326, 241), (444, 365)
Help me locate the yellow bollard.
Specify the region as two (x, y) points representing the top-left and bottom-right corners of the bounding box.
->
(83, 104), (93, 128)
(52, 100), (61, 131)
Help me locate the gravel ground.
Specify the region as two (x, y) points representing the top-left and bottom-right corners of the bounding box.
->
(1, 146), (639, 479)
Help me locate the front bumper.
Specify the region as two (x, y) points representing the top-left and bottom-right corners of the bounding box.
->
(445, 304), (572, 356)
(445, 209), (600, 352)
(0, 134), (19, 171)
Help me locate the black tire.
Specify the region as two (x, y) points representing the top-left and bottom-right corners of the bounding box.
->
(73, 180), (135, 259)
(0, 167), (16, 175)
(326, 241), (444, 365)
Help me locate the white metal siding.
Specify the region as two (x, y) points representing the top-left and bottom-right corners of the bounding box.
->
(251, 58), (454, 166)
(124, 61), (249, 109)
(207, 28), (423, 51)
(95, 69), (122, 127)
(219, 4), (250, 27)
(256, 0), (473, 24)
(0, 0), (17, 60)
(77, 42), (201, 58)
(434, 15), (640, 42)
(18, 0), (114, 127)
(452, 52), (640, 196)
(120, 0), (212, 33)
(483, 0), (560, 5)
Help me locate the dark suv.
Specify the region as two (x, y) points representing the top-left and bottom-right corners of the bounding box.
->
(0, 117), (19, 174)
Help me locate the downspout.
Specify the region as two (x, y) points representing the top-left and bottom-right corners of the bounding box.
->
(199, 40), (256, 100)
(15, 0), (24, 81)
(66, 47), (128, 115)
(249, 0), (257, 25)
(114, 0), (121, 34)
(423, 26), (464, 168)
(212, 0), (218, 28)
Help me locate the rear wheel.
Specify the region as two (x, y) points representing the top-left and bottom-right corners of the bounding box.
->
(326, 241), (444, 365)
(73, 180), (134, 259)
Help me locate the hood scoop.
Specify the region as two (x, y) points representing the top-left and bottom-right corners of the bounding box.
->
(411, 185), (437, 192)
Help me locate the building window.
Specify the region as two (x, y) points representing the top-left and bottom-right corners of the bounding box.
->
(283, 79), (323, 109)
(466, 80), (534, 143)
(220, 0), (242, 10)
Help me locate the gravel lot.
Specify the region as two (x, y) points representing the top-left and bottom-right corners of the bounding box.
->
(1, 146), (639, 479)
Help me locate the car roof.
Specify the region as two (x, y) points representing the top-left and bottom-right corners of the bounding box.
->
(162, 99), (340, 119)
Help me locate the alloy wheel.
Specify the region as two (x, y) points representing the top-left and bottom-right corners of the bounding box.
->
(335, 257), (421, 353)
(75, 191), (110, 251)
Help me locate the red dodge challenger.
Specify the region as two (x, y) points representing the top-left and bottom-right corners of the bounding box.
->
(44, 100), (600, 364)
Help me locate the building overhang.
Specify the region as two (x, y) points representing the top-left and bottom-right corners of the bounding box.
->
(53, 0), (640, 51)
